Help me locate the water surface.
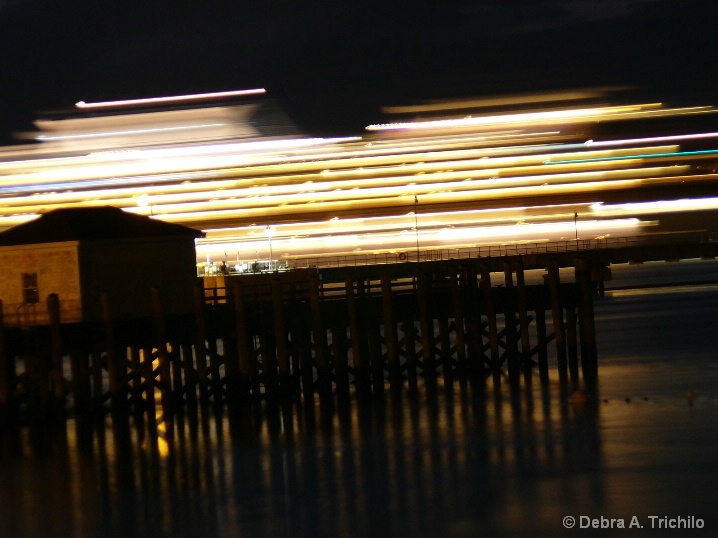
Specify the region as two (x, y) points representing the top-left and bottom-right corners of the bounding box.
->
(1, 270), (717, 538)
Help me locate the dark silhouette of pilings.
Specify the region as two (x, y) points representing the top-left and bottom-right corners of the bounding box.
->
(0, 300), (10, 422)
(0, 257), (602, 424)
(546, 260), (567, 382)
(575, 257), (598, 382)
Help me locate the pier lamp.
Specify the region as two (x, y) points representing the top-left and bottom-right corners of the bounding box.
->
(414, 195), (420, 261)
(574, 212), (578, 248)
(265, 225), (275, 271)
(136, 193), (154, 216)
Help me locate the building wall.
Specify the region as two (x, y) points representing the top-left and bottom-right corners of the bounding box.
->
(78, 236), (198, 320)
(0, 242), (82, 326)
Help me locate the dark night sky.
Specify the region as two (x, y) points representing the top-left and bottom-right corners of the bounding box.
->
(1, 0), (717, 140)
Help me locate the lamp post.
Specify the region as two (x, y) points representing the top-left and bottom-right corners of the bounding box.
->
(414, 195), (420, 262)
(137, 193), (154, 216)
(265, 225), (274, 271)
(574, 212), (578, 249)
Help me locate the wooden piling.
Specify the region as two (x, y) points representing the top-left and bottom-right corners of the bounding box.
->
(47, 293), (65, 414)
(129, 346), (142, 407)
(345, 275), (369, 389)
(480, 264), (500, 380)
(503, 262), (520, 385)
(368, 307), (385, 393)
(565, 305), (579, 382)
(450, 269), (467, 372)
(256, 299), (278, 398)
(180, 343), (197, 406)
(402, 319), (419, 392)
(463, 265), (483, 376)
(232, 281), (252, 400)
(515, 262), (533, 384)
(207, 325), (222, 402)
(286, 284), (302, 389)
(309, 273), (330, 393)
(381, 273), (400, 387)
(575, 258), (598, 381)
(90, 351), (104, 414)
(417, 272), (436, 383)
(272, 277), (291, 391)
(0, 300), (11, 417)
(22, 353), (40, 421)
(168, 344), (182, 407)
(547, 260), (567, 380)
(101, 291), (123, 413)
(437, 313), (453, 383)
(535, 307), (549, 383)
(193, 285), (209, 402)
(332, 324), (350, 394)
(219, 291), (238, 405)
(297, 303), (315, 400)
(69, 350), (90, 418)
(142, 347), (159, 446)
(151, 287), (172, 412)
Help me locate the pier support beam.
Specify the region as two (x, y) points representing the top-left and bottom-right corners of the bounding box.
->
(417, 272), (436, 385)
(381, 273), (401, 388)
(345, 276), (370, 390)
(0, 300), (12, 422)
(514, 261), (533, 385)
(547, 260), (567, 382)
(480, 264), (501, 383)
(193, 285), (210, 403)
(309, 273), (330, 394)
(101, 292), (124, 414)
(575, 258), (598, 382)
(535, 307), (549, 383)
(272, 278), (291, 393)
(503, 262), (520, 386)
(450, 269), (467, 372)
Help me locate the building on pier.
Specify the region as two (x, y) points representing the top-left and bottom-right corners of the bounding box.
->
(0, 206), (202, 326)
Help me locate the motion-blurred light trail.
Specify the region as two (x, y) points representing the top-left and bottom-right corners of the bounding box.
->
(1, 89), (717, 269)
(75, 88), (267, 109)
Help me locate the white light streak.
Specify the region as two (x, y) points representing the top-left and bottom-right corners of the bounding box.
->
(75, 88), (266, 109)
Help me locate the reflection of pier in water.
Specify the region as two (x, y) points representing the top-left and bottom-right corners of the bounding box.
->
(0, 380), (602, 538)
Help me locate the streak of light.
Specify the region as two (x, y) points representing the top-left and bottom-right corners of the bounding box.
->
(381, 88), (615, 114)
(199, 202), (596, 241)
(1, 93), (716, 266)
(194, 218), (642, 262)
(584, 131), (718, 148)
(75, 88), (266, 109)
(546, 149), (718, 165)
(367, 104), (714, 133)
(130, 176), (661, 224)
(591, 197), (718, 215)
(36, 123), (227, 142)
(367, 104), (657, 132)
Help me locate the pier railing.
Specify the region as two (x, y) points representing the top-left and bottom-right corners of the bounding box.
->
(208, 230), (711, 274)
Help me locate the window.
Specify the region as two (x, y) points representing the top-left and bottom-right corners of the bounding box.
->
(22, 272), (39, 304)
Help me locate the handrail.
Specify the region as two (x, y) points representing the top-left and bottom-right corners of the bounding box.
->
(275, 231), (711, 272)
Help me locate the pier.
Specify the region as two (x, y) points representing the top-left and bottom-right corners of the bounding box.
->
(2, 235), (715, 425)
(0, 259), (592, 423)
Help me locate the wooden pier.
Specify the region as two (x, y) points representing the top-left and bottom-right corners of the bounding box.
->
(0, 254), (612, 424)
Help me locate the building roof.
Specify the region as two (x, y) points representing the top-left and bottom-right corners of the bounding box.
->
(0, 206), (204, 246)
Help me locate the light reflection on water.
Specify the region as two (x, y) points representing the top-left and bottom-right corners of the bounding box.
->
(1, 380), (603, 538)
(1, 285), (717, 538)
